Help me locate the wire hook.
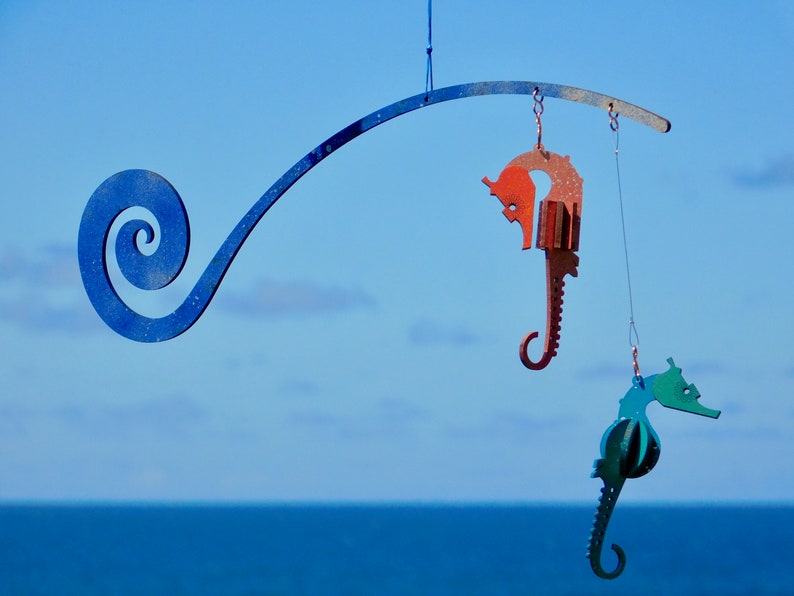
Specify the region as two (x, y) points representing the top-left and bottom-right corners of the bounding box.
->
(608, 102), (619, 132)
(533, 87), (544, 150)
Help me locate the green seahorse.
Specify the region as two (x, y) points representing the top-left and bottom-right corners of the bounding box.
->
(587, 358), (721, 579)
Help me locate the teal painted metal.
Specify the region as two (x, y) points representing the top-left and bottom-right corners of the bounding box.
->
(78, 81), (670, 342)
(587, 358), (720, 579)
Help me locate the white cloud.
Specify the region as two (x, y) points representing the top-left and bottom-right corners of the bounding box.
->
(0, 243), (103, 333)
(732, 155), (794, 188)
(407, 318), (480, 346)
(53, 394), (208, 437)
(217, 279), (376, 317)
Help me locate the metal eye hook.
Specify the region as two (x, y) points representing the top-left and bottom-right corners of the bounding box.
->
(533, 87), (545, 150)
(608, 102), (620, 132)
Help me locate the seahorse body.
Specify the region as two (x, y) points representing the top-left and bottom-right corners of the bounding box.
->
(587, 388), (660, 579)
(482, 147), (583, 370)
(587, 360), (719, 580)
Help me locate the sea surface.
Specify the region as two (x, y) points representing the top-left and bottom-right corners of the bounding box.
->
(0, 504), (791, 595)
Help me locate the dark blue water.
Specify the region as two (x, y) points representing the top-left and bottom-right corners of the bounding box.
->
(0, 504), (791, 594)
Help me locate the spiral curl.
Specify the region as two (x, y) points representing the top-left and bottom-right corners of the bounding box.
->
(78, 169), (195, 342)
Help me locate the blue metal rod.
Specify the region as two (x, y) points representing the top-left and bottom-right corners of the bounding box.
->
(78, 81), (670, 342)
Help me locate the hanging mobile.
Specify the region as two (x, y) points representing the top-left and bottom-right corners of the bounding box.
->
(483, 89), (583, 370)
(585, 106), (721, 580)
(74, 1), (697, 582)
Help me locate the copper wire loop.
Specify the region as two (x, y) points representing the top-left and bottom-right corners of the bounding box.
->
(631, 345), (641, 378)
(533, 88), (544, 149)
(608, 102), (619, 132)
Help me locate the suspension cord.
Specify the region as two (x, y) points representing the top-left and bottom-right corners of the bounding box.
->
(424, 0), (434, 101)
(609, 104), (641, 380)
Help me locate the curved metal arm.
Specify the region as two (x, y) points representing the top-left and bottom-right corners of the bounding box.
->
(79, 81), (670, 342)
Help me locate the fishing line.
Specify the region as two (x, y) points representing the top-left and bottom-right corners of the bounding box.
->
(425, 0), (434, 100)
(609, 104), (641, 378)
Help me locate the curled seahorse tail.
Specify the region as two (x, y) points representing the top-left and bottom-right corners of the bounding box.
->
(587, 478), (627, 580)
(519, 331), (555, 369)
(518, 248), (579, 370)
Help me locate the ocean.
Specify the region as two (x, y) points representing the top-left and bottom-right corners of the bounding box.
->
(0, 504), (791, 595)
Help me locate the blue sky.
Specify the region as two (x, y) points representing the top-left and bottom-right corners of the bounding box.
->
(1, 1), (792, 503)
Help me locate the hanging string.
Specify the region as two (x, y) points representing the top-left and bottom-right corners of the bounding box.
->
(424, 0), (434, 101)
(609, 103), (642, 380)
